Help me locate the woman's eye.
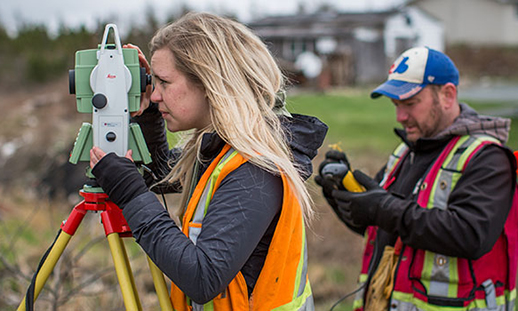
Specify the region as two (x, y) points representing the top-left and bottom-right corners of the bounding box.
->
(152, 76), (167, 86)
(158, 78), (168, 86)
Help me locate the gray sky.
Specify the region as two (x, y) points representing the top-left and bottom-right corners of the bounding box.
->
(0, 0), (402, 36)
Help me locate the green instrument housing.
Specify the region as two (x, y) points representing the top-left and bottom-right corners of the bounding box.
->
(72, 45), (142, 113)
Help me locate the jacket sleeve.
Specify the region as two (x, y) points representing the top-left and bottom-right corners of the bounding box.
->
(121, 162), (282, 303)
(280, 114), (328, 180)
(380, 144), (516, 259)
(131, 102), (182, 192)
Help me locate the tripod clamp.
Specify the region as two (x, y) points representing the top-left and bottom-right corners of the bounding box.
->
(61, 190), (132, 238)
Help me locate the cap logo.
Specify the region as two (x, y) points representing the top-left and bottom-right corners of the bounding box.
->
(389, 56), (409, 74)
(371, 47), (459, 99)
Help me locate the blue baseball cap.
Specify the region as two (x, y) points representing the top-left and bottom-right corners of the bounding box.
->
(371, 47), (459, 100)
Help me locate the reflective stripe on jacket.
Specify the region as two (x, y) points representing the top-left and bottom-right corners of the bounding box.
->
(170, 144), (313, 311)
(355, 135), (518, 311)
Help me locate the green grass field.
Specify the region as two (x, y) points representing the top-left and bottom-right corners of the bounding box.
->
(287, 91), (400, 154)
(286, 90), (518, 153)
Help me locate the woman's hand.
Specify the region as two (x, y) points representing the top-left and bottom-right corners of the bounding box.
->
(124, 43), (152, 117)
(90, 146), (133, 169)
(90, 147), (146, 208)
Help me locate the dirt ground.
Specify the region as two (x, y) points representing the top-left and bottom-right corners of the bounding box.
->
(0, 78), (379, 310)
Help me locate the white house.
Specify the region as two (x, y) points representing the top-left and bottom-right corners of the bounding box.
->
(411, 0), (518, 46)
(247, 5), (447, 86)
(384, 6), (444, 58)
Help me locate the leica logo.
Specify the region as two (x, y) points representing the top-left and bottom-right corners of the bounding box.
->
(107, 74), (116, 79)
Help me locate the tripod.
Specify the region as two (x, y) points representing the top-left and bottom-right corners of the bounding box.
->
(17, 187), (173, 311)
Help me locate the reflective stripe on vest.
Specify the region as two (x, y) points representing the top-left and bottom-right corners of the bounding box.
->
(170, 144), (313, 311)
(379, 143), (409, 188)
(390, 290), (515, 311)
(353, 144), (409, 311)
(189, 147), (237, 245)
(417, 136), (497, 300)
(389, 135), (517, 310)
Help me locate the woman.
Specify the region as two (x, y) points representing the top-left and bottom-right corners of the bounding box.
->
(90, 12), (327, 310)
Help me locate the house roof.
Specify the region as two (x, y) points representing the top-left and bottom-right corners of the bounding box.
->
(247, 11), (397, 38)
(409, 0), (518, 5)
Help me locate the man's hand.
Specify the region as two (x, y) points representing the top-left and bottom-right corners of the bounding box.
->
(318, 149), (350, 175)
(332, 170), (389, 228)
(315, 150), (366, 233)
(315, 149), (352, 208)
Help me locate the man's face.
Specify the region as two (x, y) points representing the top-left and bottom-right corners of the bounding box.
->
(391, 86), (449, 143)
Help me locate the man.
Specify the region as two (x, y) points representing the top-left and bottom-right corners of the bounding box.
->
(316, 47), (518, 310)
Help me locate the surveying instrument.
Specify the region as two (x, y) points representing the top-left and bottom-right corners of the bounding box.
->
(18, 24), (174, 311)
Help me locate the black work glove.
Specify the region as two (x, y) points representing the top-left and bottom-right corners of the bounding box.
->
(314, 174), (338, 208)
(332, 170), (392, 228)
(318, 150), (349, 173)
(91, 153), (148, 209)
(315, 150), (365, 234)
(315, 175), (365, 234)
(315, 149), (351, 208)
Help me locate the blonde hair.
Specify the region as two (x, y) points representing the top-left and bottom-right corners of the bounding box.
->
(149, 12), (313, 223)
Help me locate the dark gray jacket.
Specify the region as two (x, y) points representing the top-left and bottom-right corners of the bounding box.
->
(125, 103), (327, 303)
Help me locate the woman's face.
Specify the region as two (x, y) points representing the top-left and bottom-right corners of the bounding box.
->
(150, 48), (211, 133)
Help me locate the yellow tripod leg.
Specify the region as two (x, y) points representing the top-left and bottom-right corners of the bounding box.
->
(147, 256), (173, 311)
(106, 233), (142, 311)
(17, 231), (72, 311)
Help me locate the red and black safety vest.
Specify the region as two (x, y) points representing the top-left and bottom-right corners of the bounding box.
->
(354, 135), (518, 311)
(170, 144), (313, 311)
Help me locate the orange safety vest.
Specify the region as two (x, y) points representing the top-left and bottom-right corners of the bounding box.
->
(170, 144), (313, 311)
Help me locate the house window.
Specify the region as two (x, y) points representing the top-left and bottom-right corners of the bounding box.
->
(291, 40), (304, 60)
(289, 40), (317, 60)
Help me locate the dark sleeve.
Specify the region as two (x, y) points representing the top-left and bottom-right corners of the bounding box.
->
(132, 102), (182, 192)
(280, 114), (328, 180)
(381, 145), (515, 259)
(122, 162), (282, 303)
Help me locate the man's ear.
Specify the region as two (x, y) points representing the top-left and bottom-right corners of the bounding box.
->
(440, 82), (458, 109)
